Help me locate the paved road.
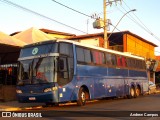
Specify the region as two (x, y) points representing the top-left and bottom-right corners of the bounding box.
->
(39, 94), (160, 120)
(1, 94), (160, 120)
(38, 93), (160, 111)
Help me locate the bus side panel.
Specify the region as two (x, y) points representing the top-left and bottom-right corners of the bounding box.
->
(58, 77), (79, 102)
(58, 76), (95, 102)
(94, 78), (106, 98)
(105, 68), (128, 97)
(124, 78), (130, 96)
(68, 65), (148, 102)
(76, 76), (95, 99)
(129, 69), (149, 94)
(105, 78), (116, 97)
(129, 70), (148, 78)
(75, 65), (129, 99)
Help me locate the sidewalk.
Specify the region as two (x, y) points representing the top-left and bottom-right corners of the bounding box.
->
(0, 101), (45, 111)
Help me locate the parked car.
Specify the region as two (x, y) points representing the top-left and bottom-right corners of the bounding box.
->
(148, 81), (156, 94)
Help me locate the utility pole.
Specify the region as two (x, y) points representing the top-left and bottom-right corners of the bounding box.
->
(93, 0), (122, 48)
(103, 0), (107, 48)
(103, 0), (122, 49)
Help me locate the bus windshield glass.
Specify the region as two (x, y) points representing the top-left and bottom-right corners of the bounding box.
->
(18, 57), (55, 85)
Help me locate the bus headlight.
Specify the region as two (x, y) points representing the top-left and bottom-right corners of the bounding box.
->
(16, 89), (22, 94)
(44, 87), (58, 93)
(52, 87), (58, 91)
(44, 88), (52, 93)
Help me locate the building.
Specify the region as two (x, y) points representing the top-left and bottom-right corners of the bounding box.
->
(40, 28), (75, 39)
(0, 32), (26, 101)
(69, 31), (157, 59)
(69, 31), (158, 82)
(10, 28), (75, 39)
(155, 56), (160, 84)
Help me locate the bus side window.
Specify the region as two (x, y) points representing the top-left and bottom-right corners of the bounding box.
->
(122, 57), (127, 67)
(59, 42), (73, 57)
(99, 52), (105, 64)
(117, 56), (122, 66)
(111, 54), (117, 66)
(142, 60), (146, 70)
(84, 49), (91, 63)
(131, 59), (136, 68)
(58, 57), (68, 78)
(91, 50), (104, 65)
(105, 53), (112, 65)
(127, 58), (131, 68)
(58, 43), (74, 86)
(92, 50), (99, 64)
(76, 47), (85, 63)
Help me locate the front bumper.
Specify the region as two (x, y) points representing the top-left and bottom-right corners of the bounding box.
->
(17, 92), (58, 103)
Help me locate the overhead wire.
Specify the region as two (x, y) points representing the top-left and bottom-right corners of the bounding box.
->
(116, 5), (152, 34)
(52, 0), (91, 18)
(1, 0), (159, 55)
(47, 0), (160, 55)
(118, 2), (160, 55)
(118, 1), (160, 43)
(0, 0), (87, 34)
(53, 0), (149, 41)
(123, 1), (153, 33)
(52, 0), (150, 54)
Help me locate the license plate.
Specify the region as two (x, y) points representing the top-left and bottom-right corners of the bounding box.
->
(29, 97), (36, 100)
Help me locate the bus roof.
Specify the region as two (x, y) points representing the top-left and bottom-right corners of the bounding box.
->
(56, 39), (145, 60)
(22, 39), (145, 60)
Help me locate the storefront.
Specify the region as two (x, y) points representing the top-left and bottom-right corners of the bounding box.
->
(0, 44), (21, 101)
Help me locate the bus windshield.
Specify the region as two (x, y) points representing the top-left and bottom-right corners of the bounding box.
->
(18, 57), (55, 85)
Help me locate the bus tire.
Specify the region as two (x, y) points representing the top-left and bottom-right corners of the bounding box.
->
(77, 87), (87, 106)
(127, 87), (135, 99)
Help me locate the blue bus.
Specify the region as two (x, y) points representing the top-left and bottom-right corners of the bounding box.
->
(16, 40), (149, 106)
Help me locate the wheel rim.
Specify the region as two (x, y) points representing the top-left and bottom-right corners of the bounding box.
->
(81, 91), (86, 102)
(130, 88), (134, 97)
(136, 88), (140, 96)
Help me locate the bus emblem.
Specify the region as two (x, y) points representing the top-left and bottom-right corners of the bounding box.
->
(32, 48), (38, 55)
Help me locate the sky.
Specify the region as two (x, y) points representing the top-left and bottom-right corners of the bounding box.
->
(0, 0), (160, 55)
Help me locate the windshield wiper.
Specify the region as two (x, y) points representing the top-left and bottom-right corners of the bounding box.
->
(32, 77), (49, 84)
(17, 79), (31, 86)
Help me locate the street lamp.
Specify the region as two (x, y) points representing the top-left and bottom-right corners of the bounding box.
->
(108, 9), (136, 40)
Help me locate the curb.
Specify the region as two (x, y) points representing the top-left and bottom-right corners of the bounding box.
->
(1, 105), (44, 111)
(3, 108), (21, 111)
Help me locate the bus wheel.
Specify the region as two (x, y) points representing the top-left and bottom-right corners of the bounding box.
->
(77, 87), (87, 106)
(135, 87), (140, 97)
(127, 87), (135, 99)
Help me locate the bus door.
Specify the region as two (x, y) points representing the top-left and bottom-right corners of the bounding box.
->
(57, 55), (74, 102)
(58, 42), (74, 102)
(57, 56), (69, 85)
